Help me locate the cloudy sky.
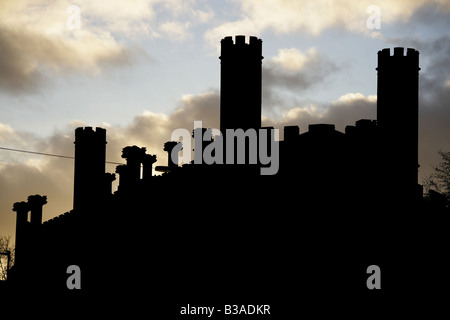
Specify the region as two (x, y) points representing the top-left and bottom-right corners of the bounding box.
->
(1, 0), (450, 238)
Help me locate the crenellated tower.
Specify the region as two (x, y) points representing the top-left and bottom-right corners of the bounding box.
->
(220, 35), (263, 132)
(73, 127), (107, 211)
(377, 47), (420, 202)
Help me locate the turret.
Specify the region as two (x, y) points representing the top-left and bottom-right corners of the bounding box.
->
(376, 47), (420, 203)
(12, 201), (30, 267)
(73, 127), (107, 211)
(220, 35), (263, 132)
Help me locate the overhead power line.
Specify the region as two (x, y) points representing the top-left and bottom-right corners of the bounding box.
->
(0, 146), (124, 165)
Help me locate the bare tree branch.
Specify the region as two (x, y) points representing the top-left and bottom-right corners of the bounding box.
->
(424, 150), (450, 205)
(0, 235), (15, 281)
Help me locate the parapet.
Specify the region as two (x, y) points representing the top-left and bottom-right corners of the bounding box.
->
(284, 126), (300, 141)
(355, 119), (377, 128)
(220, 35), (263, 59)
(74, 126), (107, 144)
(42, 210), (77, 229)
(221, 35), (261, 46)
(345, 119), (377, 136)
(377, 47), (420, 71)
(378, 47), (419, 57)
(308, 124), (335, 134)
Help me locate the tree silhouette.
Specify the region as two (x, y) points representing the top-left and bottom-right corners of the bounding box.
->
(0, 235), (14, 281)
(424, 150), (450, 205)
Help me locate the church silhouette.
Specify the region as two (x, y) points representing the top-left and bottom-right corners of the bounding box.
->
(4, 36), (448, 316)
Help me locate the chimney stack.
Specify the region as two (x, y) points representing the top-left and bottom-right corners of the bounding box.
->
(12, 201), (30, 267)
(27, 194), (47, 226)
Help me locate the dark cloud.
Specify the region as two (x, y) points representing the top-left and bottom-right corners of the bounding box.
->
(418, 41), (450, 181)
(262, 47), (339, 115)
(385, 36), (450, 181)
(263, 53), (337, 91)
(408, 3), (450, 29)
(0, 23), (136, 93)
(0, 26), (44, 92)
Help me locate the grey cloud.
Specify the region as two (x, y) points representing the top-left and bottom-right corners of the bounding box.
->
(262, 49), (339, 114)
(263, 57), (337, 91)
(384, 36), (450, 180)
(0, 26), (44, 93)
(0, 24), (137, 94)
(408, 3), (450, 29)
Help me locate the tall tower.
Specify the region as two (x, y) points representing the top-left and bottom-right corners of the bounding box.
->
(377, 47), (420, 202)
(220, 35), (263, 132)
(73, 127), (107, 211)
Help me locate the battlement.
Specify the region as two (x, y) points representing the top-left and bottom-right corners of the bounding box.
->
(220, 35), (263, 59)
(378, 47), (419, 57)
(75, 126), (107, 143)
(377, 47), (420, 71)
(284, 126), (300, 141)
(308, 124), (335, 134)
(221, 35), (262, 46)
(42, 210), (77, 229)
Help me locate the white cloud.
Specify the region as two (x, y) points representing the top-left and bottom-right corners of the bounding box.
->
(332, 93), (377, 105)
(159, 21), (191, 41)
(269, 48), (318, 72)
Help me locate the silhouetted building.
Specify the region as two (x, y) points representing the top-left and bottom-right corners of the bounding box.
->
(377, 47), (420, 204)
(7, 36), (445, 314)
(73, 127), (110, 212)
(220, 35), (263, 132)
